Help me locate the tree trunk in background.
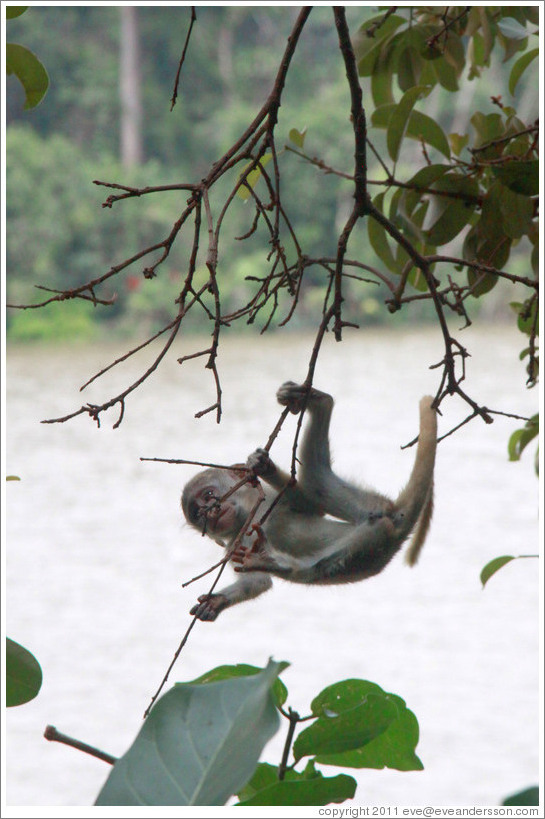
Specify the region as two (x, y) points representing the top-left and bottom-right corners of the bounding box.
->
(119, 6), (143, 168)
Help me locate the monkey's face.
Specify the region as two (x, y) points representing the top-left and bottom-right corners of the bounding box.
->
(181, 469), (253, 539)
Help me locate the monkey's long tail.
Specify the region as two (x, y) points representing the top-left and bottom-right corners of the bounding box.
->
(405, 482), (434, 566)
(395, 395), (437, 565)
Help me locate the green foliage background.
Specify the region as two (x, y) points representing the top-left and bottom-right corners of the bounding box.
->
(6, 6), (537, 341)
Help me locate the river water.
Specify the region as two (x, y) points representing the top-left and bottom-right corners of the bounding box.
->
(5, 324), (540, 809)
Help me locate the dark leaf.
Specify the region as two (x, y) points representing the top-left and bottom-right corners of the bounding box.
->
(503, 786), (539, 806)
(237, 762), (356, 806)
(480, 556), (515, 588)
(6, 638), (42, 706)
(6, 43), (49, 109)
(491, 161), (538, 196)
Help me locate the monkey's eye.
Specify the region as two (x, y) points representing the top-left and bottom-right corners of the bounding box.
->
(201, 489), (218, 504)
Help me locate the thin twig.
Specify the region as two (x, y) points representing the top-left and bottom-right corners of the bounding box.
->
(170, 6), (197, 110)
(44, 725), (116, 765)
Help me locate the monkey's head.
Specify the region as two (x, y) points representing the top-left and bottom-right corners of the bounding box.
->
(181, 466), (259, 540)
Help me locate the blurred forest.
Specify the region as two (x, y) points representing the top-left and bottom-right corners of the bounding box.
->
(6, 5), (538, 341)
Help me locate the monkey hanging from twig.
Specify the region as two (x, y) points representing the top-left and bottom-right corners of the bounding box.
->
(181, 381), (437, 621)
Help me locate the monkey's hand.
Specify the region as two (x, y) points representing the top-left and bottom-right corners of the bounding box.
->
(277, 381), (332, 414)
(247, 448), (291, 491)
(190, 593), (229, 621)
(247, 448), (275, 478)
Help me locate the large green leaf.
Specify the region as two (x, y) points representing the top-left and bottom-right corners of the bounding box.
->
(6, 43), (49, 109)
(294, 693), (398, 762)
(95, 660), (282, 806)
(236, 762), (356, 806)
(188, 662), (289, 707)
(294, 680), (400, 763)
(310, 682), (422, 771)
(6, 637), (43, 706)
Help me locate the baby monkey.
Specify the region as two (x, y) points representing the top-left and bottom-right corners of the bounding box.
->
(182, 382), (437, 621)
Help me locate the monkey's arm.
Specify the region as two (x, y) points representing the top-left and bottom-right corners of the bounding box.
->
(190, 572), (273, 621)
(246, 448), (291, 492)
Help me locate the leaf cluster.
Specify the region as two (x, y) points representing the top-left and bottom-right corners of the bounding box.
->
(95, 662), (422, 806)
(355, 7), (538, 299)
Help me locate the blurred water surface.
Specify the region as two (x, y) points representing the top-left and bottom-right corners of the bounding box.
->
(5, 325), (540, 808)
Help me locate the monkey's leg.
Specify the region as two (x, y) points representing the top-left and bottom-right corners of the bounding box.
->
(278, 381), (391, 524)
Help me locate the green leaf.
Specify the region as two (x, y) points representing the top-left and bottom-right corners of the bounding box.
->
(236, 761), (283, 801)
(491, 161), (539, 196)
(507, 415), (539, 461)
(368, 193), (397, 272)
(449, 133), (469, 156)
(288, 128), (307, 149)
(510, 299), (538, 336)
(188, 662), (289, 707)
(463, 184), (512, 282)
(373, 105), (450, 159)
(236, 763), (356, 806)
(430, 52), (459, 91)
(497, 18), (528, 40)
(397, 47), (421, 92)
(503, 786), (539, 806)
(6, 638), (43, 706)
(294, 692), (398, 762)
(406, 110), (451, 158)
(480, 556), (515, 588)
(6, 43), (49, 109)
(237, 152), (273, 201)
(470, 112), (503, 151)
(6, 6), (28, 18)
(371, 47), (395, 106)
(355, 14), (407, 76)
(6, 475), (21, 481)
(311, 683), (422, 772)
(387, 85), (430, 162)
(495, 184), (534, 239)
(95, 660), (282, 806)
(509, 48), (538, 95)
(424, 174), (479, 246)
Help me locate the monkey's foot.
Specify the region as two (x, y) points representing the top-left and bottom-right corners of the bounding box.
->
(276, 381), (332, 414)
(190, 593), (229, 621)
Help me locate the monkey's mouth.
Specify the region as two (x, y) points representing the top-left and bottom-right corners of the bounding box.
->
(209, 504), (236, 534)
